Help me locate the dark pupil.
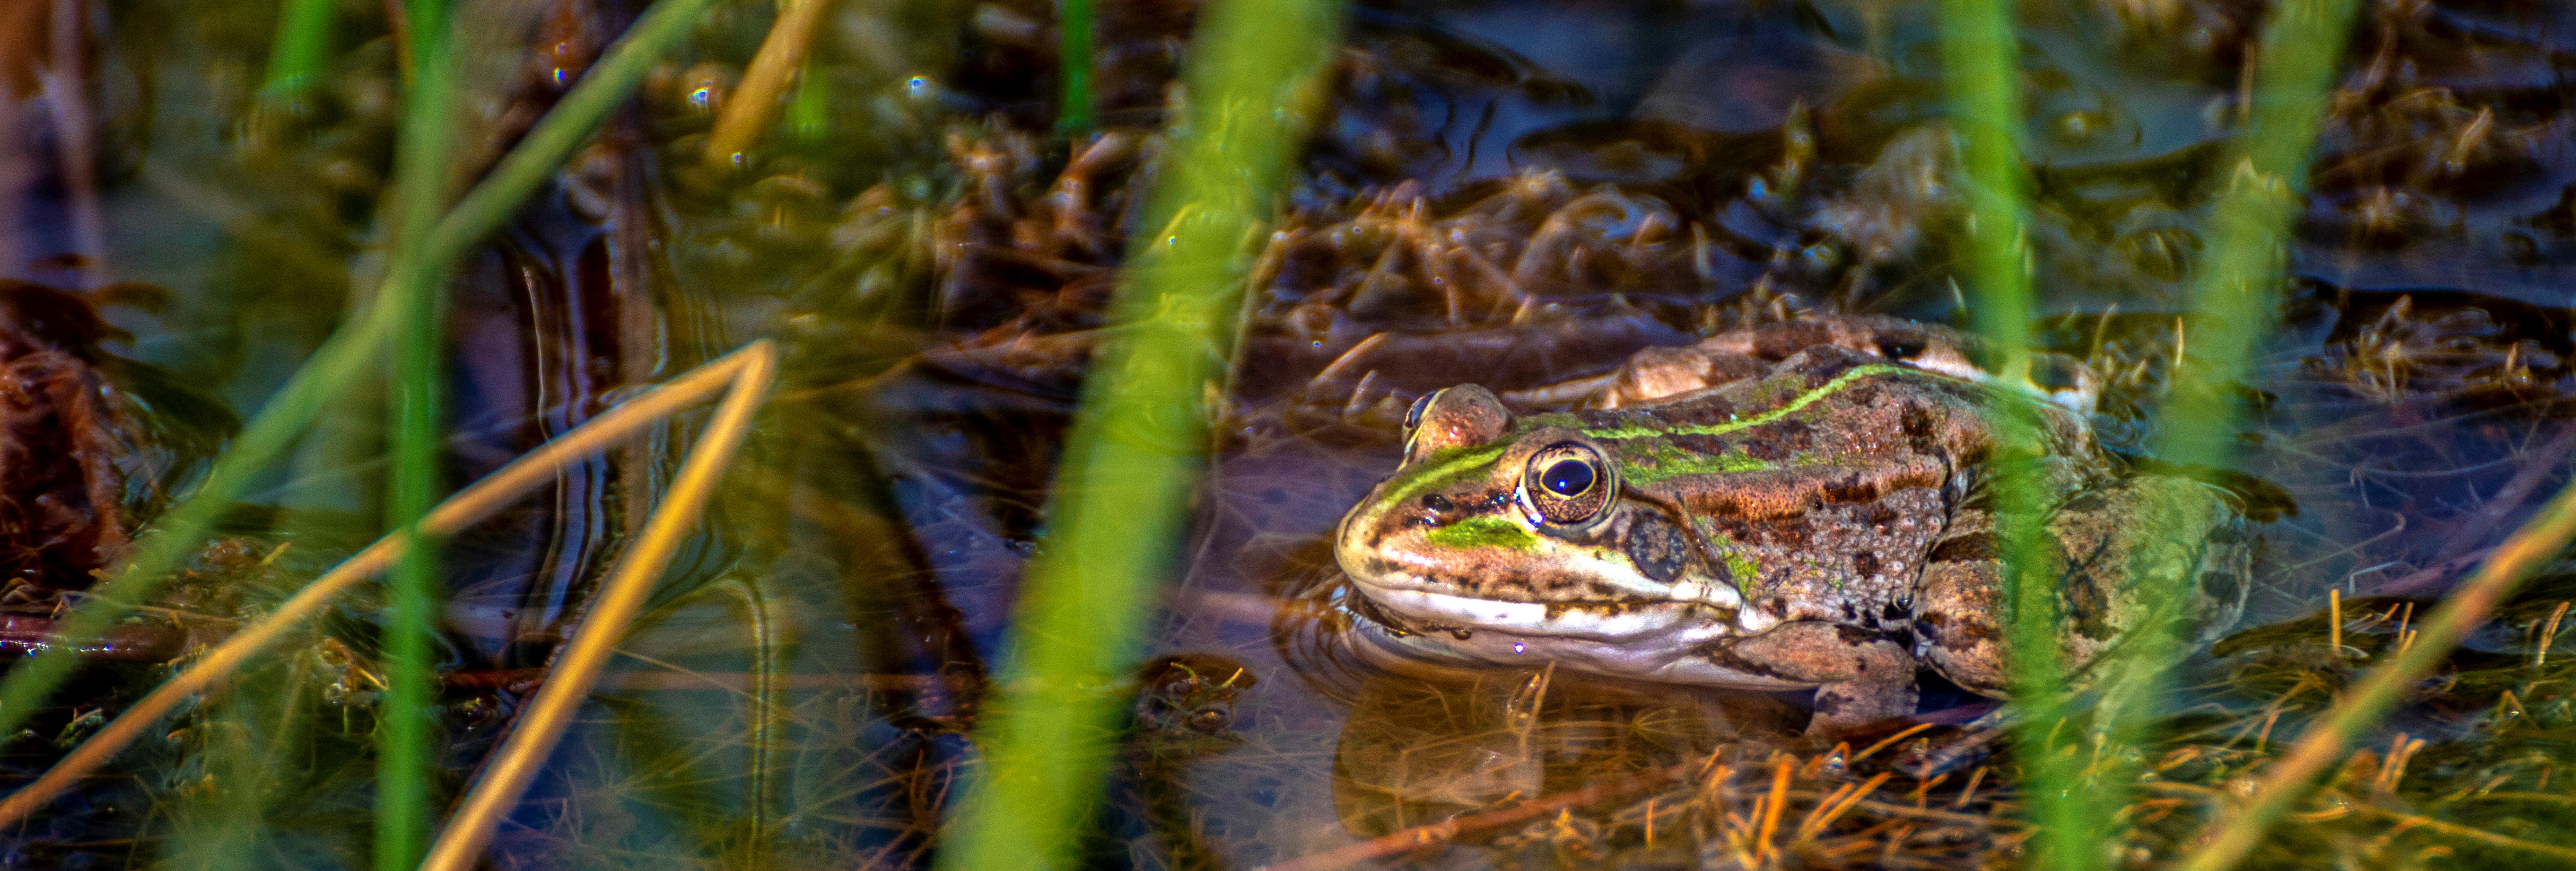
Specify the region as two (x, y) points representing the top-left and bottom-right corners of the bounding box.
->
(1541, 459), (1595, 497)
(1404, 392), (1435, 431)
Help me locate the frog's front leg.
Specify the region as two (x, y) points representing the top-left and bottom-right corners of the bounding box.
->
(1725, 622), (1918, 736)
(1911, 475), (2251, 701)
(1912, 506), (2011, 697)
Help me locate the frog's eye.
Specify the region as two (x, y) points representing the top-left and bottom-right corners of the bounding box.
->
(1402, 390), (1439, 435)
(1522, 442), (1614, 526)
(1399, 390), (1441, 455)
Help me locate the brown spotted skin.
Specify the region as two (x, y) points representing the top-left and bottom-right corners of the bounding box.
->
(1333, 315), (2253, 737)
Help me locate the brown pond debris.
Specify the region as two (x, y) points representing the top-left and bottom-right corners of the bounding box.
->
(0, 279), (132, 589)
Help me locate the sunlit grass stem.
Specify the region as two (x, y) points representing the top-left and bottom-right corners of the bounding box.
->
(376, 0), (457, 864)
(1934, 0), (2102, 867)
(936, 0), (1342, 868)
(0, 0), (724, 760)
(420, 343), (776, 871)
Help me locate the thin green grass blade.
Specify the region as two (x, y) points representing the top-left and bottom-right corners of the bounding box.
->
(938, 0), (1343, 868)
(262, 0), (338, 98)
(2152, 1), (2359, 467)
(2096, 0), (2359, 836)
(787, 60), (828, 145)
(1934, 1), (2102, 867)
(1935, 0), (2353, 866)
(376, 0), (457, 865)
(0, 0), (725, 747)
(1056, 0), (1095, 133)
(2125, 0), (2365, 866)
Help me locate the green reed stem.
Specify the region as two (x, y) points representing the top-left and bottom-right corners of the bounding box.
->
(375, 0), (456, 864)
(2148, 3), (2378, 865)
(2121, 0), (2358, 772)
(2154, 0), (2358, 467)
(0, 0), (721, 751)
(1935, 0), (2100, 867)
(262, 0), (338, 98)
(787, 60), (829, 145)
(938, 0), (1341, 868)
(1056, 0), (1095, 133)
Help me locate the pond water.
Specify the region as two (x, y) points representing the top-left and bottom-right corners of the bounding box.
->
(6, 0), (2576, 868)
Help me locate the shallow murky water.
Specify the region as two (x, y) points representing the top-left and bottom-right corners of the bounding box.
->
(8, 0), (2576, 867)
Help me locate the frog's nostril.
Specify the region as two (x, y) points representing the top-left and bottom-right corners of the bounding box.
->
(1422, 493), (1454, 512)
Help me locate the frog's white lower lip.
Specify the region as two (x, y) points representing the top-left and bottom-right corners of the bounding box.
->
(1345, 557), (1744, 613)
(1338, 587), (1795, 686)
(1352, 578), (1738, 645)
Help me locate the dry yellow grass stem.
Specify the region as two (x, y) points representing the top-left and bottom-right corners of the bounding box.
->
(1852, 722), (1934, 763)
(0, 340), (776, 829)
(703, 0), (834, 168)
(421, 340), (776, 871)
(2178, 474), (2576, 871)
(2329, 588), (2342, 654)
(1755, 755), (1792, 861)
(2537, 600), (2568, 668)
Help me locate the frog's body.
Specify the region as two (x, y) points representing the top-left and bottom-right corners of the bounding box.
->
(1332, 316), (2252, 734)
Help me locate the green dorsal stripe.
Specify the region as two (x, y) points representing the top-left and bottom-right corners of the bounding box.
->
(1580, 364), (1914, 440)
(1374, 444), (1510, 510)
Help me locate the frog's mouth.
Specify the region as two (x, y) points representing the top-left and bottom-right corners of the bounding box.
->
(1333, 583), (1797, 688)
(1354, 581), (1738, 642)
(1338, 502), (1747, 615)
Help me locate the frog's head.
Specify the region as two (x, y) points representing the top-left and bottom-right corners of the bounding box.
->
(1332, 385), (1747, 676)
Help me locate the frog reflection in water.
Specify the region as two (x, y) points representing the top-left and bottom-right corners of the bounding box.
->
(1330, 316), (2254, 736)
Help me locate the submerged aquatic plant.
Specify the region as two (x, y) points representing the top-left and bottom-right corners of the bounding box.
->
(1931, 0), (2090, 867)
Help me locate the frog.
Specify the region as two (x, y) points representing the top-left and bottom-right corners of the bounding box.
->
(1329, 315), (2253, 736)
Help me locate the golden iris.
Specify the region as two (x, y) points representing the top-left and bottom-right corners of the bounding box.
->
(1523, 442), (1613, 525)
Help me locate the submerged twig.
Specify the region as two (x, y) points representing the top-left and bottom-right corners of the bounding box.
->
(0, 615), (201, 661)
(1257, 765), (1681, 871)
(2349, 804), (2576, 861)
(2177, 475), (2576, 871)
(0, 343), (777, 828)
